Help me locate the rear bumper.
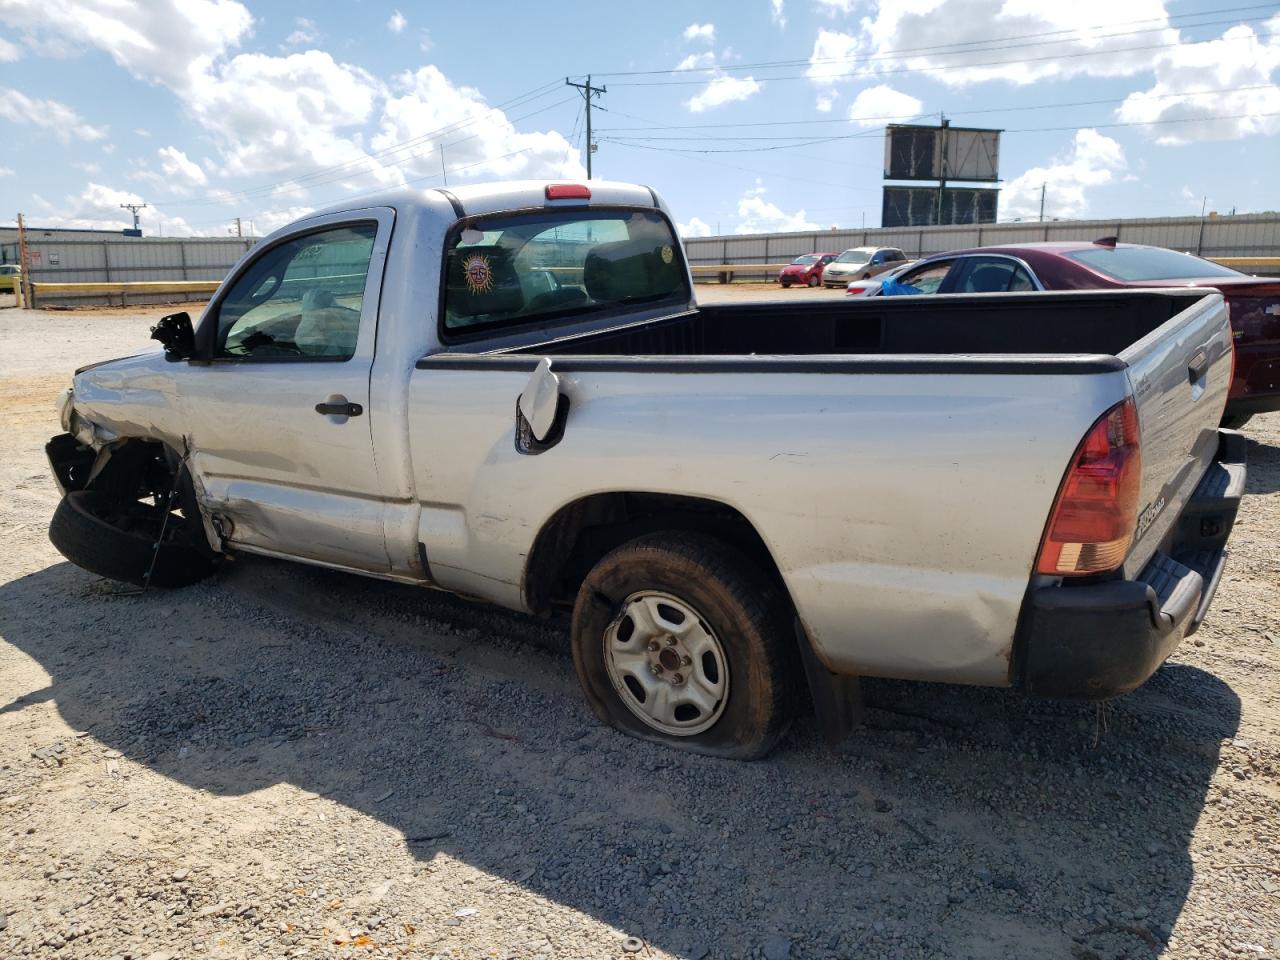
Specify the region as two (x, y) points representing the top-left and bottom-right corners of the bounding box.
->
(1227, 346), (1280, 417)
(1019, 430), (1247, 700)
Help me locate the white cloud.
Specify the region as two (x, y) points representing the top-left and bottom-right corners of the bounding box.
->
(805, 28), (860, 87)
(686, 72), (762, 112)
(816, 92), (837, 112)
(284, 17), (318, 46)
(157, 146), (209, 188)
(847, 84), (922, 126)
(1117, 17), (1280, 145)
(814, 0), (860, 14)
(683, 23), (715, 43)
(0, 87), (106, 141)
(0, 166), (14, 177)
(251, 205), (317, 235)
(770, 0), (786, 28)
(0, 34), (20, 61)
(0, 0), (255, 91)
(674, 51), (716, 72)
(419, 30), (433, 52)
(736, 184), (820, 233)
(1002, 129), (1126, 220)
(810, 0), (1180, 91)
(36, 182), (203, 235)
(374, 66), (585, 182)
(387, 10), (407, 33)
(677, 216), (713, 238)
(134, 128), (151, 137)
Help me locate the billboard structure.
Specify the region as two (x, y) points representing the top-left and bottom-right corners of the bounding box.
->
(881, 187), (1000, 228)
(882, 121), (1002, 227)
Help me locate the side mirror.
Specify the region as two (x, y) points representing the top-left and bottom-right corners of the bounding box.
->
(151, 311), (196, 362)
(518, 357), (561, 442)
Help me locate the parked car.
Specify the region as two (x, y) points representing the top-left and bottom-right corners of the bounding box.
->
(876, 240), (1280, 426)
(845, 260), (916, 297)
(778, 252), (837, 288)
(823, 246), (909, 287)
(0, 263), (21, 294)
(46, 181), (1245, 759)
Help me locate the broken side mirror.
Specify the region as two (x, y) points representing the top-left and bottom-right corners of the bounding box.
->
(151, 311), (196, 362)
(516, 357), (569, 454)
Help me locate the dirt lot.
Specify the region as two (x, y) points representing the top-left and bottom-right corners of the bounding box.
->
(1, 301), (1278, 960)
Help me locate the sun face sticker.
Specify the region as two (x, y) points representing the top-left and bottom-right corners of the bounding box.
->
(660, 244), (674, 265)
(461, 253), (493, 293)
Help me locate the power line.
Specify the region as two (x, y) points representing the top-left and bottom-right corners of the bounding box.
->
(599, 111), (1280, 154)
(593, 5), (1279, 78)
(596, 83), (1280, 133)
(606, 28), (1277, 88)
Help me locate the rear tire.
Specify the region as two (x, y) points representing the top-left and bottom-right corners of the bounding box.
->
(570, 532), (798, 759)
(49, 490), (218, 588)
(807, 276), (820, 288)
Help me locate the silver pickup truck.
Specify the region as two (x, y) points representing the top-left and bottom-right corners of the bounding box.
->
(46, 180), (1247, 758)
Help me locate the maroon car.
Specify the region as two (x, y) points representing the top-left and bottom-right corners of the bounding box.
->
(881, 240), (1280, 425)
(778, 252), (838, 288)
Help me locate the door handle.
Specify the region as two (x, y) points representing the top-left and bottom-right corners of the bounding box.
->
(315, 399), (363, 417)
(1187, 351), (1208, 385)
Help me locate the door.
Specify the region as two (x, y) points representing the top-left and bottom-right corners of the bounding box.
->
(179, 209), (394, 570)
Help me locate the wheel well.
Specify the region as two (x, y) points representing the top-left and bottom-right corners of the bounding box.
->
(523, 492), (790, 615)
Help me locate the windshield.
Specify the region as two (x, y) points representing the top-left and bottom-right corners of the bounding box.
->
(1066, 246), (1242, 281)
(791, 255), (819, 265)
(835, 250), (871, 264)
(443, 208), (688, 335)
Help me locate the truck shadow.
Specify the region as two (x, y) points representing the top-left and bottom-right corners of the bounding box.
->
(0, 557), (1241, 959)
(1245, 432), (1279, 493)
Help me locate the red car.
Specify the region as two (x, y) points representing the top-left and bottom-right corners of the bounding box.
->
(778, 252), (838, 288)
(880, 240), (1280, 426)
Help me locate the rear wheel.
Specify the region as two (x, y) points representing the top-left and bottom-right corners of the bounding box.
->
(807, 276), (820, 288)
(570, 532), (797, 759)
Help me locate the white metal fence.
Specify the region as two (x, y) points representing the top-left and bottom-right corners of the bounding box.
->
(682, 213), (1280, 279)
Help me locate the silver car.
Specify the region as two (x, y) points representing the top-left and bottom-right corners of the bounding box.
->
(822, 246), (909, 287)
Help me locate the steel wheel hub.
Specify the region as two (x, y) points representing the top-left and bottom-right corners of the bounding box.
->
(604, 591), (729, 736)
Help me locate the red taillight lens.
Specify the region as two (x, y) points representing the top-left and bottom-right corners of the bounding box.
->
(1036, 398), (1142, 576)
(545, 184), (591, 200)
(846, 286), (866, 295)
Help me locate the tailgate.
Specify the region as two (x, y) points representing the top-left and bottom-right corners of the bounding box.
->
(1118, 291), (1234, 577)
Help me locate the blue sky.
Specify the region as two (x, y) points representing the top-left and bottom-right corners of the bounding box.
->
(1, 0), (1278, 238)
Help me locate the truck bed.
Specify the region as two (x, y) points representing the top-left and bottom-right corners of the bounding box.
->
(502, 289), (1208, 361)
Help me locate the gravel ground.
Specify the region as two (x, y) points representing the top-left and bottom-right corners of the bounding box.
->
(1, 302), (1278, 960)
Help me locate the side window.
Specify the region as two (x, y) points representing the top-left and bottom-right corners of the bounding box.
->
(891, 261), (952, 295)
(819, 255), (834, 265)
(889, 249), (906, 262)
(952, 257), (1036, 294)
(216, 223), (377, 360)
(870, 250), (886, 265)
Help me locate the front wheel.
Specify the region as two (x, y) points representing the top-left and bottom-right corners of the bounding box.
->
(570, 533), (798, 759)
(780, 280), (792, 288)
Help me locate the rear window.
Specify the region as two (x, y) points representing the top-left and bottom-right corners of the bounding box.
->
(443, 209), (688, 335)
(1065, 246), (1242, 281)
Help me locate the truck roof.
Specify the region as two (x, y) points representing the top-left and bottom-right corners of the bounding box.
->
(306, 179), (663, 224)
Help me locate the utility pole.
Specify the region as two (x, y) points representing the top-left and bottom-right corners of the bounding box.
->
(234, 217), (242, 238)
(16, 212), (32, 308)
(1038, 183), (1046, 223)
(566, 75), (607, 178)
(936, 113), (950, 226)
(439, 142), (448, 186)
(119, 202), (147, 231)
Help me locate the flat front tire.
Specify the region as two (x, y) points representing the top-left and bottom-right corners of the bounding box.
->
(571, 533), (797, 759)
(49, 490), (218, 588)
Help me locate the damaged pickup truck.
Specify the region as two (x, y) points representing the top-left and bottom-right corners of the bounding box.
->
(47, 180), (1247, 758)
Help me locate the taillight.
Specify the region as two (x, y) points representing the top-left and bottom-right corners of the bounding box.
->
(1035, 398), (1142, 576)
(545, 184), (591, 200)
(846, 285), (866, 295)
